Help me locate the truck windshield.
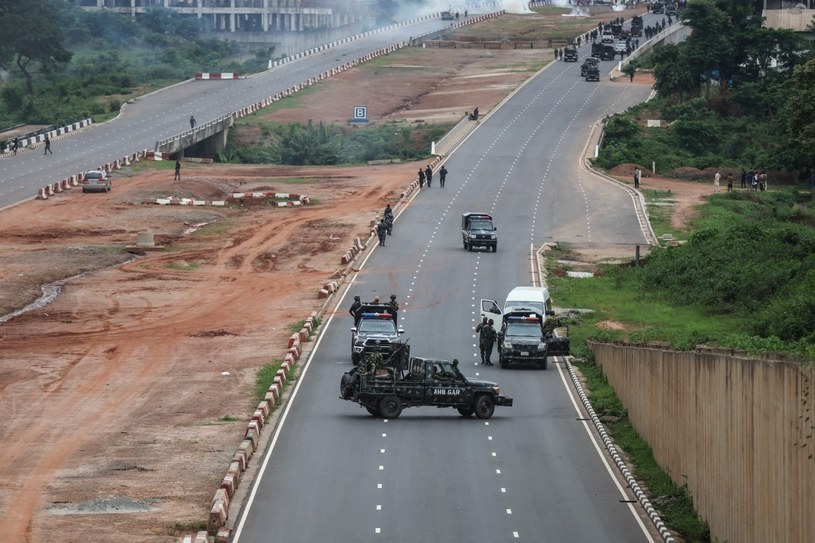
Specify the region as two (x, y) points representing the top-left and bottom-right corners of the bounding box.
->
(505, 324), (542, 338)
(470, 220), (493, 230)
(359, 320), (395, 333)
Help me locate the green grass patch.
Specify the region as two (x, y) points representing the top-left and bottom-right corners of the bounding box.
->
(254, 359), (299, 403)
(167, 520), (208, 535)
(164, 260), (198, 271)
(196, 220), (235, 236)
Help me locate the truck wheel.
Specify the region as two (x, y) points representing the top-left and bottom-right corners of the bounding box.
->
(457, 407), (474, 417)
(499, 354), (508, 369)
(474, 395), (495, 419)
(351, 352), (360, 365)
(340, 374), (353, 399)
(539, 357), (548, 370)
(379, 395), (402, 418)
(492, 244), (497, 253)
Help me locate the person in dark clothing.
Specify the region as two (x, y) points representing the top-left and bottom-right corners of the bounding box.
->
(377, 220), (387, 246)
(174, 160), (181, 180)
(475, 317), (495, 365)
(439, 165), (448, 188)
(349, 295), (362, 324)
(190, 115), (196, 129)
(388, 294), (399, 311)
(418, 168), (425, 188)
(424, 165), (433, 188)
(44, 135), (52, 155)
(485, 319), (496, 365)
(12, 137), (19, 155)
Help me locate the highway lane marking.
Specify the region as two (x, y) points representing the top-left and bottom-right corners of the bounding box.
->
(555, 359), (656, 542)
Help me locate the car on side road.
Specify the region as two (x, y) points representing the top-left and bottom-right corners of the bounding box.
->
(82, 170), (111, 193)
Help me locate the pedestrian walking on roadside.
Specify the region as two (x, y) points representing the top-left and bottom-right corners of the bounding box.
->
(633, 167), (641, 188)
(439, 165), (448, 188)
(727, 173), (734, 192)
(713, 170), (721, 192)
(174, 160), (181, 181)
(43, 135), (52, 155)
(424, 165), (433, 188)
(190, 115), (196, 129)
(418, 168), (425, 188)
(12, 137), (19, 155)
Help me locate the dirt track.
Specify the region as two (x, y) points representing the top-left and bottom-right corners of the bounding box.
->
(0, 7), (711, 542)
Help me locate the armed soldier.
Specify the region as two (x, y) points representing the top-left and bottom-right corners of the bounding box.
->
(475, 317), (495, 366)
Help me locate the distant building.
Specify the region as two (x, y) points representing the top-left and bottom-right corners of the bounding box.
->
(762, 1), (815, 32)
(69, 0), (371, 33)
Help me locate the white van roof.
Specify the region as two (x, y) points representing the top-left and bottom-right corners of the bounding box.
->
(504, 286), (550, 313)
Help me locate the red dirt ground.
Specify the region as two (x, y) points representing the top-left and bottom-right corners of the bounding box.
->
(0, 7), (700, 543)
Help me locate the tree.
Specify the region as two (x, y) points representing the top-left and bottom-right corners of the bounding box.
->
(651, 44), (695, 100)
(0, 0), (72, 95)
(785, 60), (815, 170)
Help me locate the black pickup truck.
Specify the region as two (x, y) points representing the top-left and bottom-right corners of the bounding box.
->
(340, 353), (513, 419)
(462, 212), (497, 252)
(497, 311), (570, 369)
(351, 304), (403, 364)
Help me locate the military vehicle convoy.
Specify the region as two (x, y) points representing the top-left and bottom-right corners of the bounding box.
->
(340, 351), (514, 419)
(350, 304), (403, 364)
(563, 45), (578, 62)
(462, 212), (497, 252)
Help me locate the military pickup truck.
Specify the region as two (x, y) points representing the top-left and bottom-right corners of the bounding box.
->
(351, 304), (403, 364)
(462, 212), (497, 252)
(562, 46), (578, 62)
(340, 352), (514, 419)
(496, 311), (569, 369)
(581, 56), (599, 77)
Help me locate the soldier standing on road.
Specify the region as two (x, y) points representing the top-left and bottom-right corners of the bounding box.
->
(633, 167), (641, 188)
(485, 319), (497, 366)
(43, 135), (52, 155)
(349, 295), (362, 324)
(190, 115), (196, 129)
(418, 168), (425, 188)
(475, 317), (493, 366)
(388, 294), (399, 311)
(174, 160), (181, 181)
(439, 165), (448, 188)
(424, 165), (433, 188)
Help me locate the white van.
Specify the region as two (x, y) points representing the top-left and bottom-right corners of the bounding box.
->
(480, 286), (554, 332)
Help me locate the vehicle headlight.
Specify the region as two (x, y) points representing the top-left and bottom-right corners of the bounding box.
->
(538, 342), (547, 350)
(493, 386), (500, 395)
(469, 234), (477, 239)
(503, 341), (512, 350)
(490, 234), (496, 239)
(354, 346), (364, 353)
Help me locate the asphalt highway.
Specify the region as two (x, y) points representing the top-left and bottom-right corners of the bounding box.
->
(232, 18), (665, 543)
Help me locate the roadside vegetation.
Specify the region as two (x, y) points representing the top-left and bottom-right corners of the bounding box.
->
(597, 0), (815, 175)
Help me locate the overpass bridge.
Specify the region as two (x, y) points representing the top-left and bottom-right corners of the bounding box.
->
(154, 114), (234, 159)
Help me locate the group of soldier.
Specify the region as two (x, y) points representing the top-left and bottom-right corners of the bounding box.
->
(348, 294), (399, 325)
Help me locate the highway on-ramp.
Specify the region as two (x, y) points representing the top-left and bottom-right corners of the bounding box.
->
(232, 31), (660, 543)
